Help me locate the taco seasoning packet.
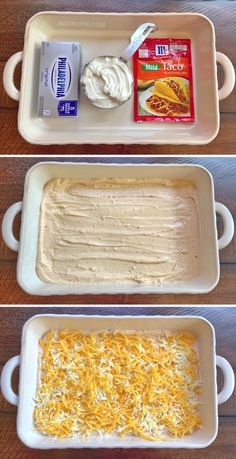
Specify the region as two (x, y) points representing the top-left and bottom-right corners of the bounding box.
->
(133, 38), (194, 122)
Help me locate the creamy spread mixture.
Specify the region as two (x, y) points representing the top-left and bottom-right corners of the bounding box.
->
(36, 178), (200, 284)
(81, 56), (133, 108)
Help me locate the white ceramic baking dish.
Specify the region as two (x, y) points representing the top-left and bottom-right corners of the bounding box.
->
(3, 11), (235, 145)
(1, 314), (235, 449)
(2, 162), (234, 296)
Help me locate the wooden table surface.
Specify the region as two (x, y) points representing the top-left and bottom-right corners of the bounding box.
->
(0, 0), (235, 155)
(0, 306), (235, 458)
(0, 156), (236, 305)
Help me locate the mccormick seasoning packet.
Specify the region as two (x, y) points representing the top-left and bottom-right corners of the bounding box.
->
(133, 38), (194, 122)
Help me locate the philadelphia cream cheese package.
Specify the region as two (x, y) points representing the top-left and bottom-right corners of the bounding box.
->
(38, 41), (81, 117)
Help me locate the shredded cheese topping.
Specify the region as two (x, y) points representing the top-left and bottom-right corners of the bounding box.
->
(34, 330), (201, 441)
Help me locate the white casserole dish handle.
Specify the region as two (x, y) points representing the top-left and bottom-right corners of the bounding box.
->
(3, 51), (23, 101)
(2, 201), (23, 251)
(216, 355), (235, 404)
(0, 355), (20, 406)
(216, 52), (235, 100)
(215, 202), (234, 250)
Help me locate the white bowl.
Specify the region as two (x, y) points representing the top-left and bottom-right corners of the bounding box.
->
(2, 162), (234, 296)
(1, 314), (234, 449)
(3, 11), (235, 145)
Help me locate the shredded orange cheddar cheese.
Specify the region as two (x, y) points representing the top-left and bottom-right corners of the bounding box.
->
(34, 330), (201, 440)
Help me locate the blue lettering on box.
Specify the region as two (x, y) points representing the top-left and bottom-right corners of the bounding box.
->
(57, 100), (77, 116)
(51, 57), (72, 98)
(43, 68), (49, 87)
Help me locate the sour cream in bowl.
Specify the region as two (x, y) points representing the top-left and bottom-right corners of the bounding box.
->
(81, 56), (133, 109)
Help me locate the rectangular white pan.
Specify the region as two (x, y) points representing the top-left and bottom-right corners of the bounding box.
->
(0, 314), (235, 449)
(3, 12), (235, 145)
(2, 162), (234, 296)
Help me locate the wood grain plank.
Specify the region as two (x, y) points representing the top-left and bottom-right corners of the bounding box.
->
(0, 306), (236, 362)
(1, 111), (236, 155)
(1, 262), (236, 304)
(0, 61), (20, 110)
(0, 1), (235, 64)
(0, 415), (235, 458)
(0, 0), (236, 457)
(0, 364), (19, 413)
(1, 157), (236, 210)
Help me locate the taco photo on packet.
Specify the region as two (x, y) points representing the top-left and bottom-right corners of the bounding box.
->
(146, 77), (189, 116)
(133, 38), (194, 122)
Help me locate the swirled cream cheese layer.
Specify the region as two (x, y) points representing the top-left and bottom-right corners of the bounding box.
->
(81, 57), (133, 108)
(36, 178), (200, 284)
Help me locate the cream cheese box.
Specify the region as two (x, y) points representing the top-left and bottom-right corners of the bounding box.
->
(38, 41), (81, 117)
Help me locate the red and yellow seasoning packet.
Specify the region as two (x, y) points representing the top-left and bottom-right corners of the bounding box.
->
(133, 38), (194, 122)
